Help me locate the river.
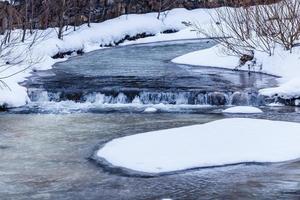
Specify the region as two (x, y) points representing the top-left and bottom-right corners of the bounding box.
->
(1, 40), (300, 199)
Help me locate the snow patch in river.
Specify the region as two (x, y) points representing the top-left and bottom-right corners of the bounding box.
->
(97, 118), (300, 174)
(223, 106), (263, 114)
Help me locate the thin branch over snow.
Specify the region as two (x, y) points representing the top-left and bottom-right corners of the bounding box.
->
(0, 29), (46, 89)
(186, 0), (300, 61)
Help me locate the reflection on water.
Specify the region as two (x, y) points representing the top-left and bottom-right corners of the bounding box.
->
(1, 113), (300, 199)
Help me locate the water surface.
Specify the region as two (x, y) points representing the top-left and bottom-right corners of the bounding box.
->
(21, 40), (278, 114)
(1, 40), (300, 199)
(2, 112), (300, 199)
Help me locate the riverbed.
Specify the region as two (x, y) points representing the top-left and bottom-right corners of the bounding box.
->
(1, 40), (300, 199)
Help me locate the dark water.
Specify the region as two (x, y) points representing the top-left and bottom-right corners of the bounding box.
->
(26, 39), (275, 93)
(21, 39), (278, 114)
(2, 40), (300, 199)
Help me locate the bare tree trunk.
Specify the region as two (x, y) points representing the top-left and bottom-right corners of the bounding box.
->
(58, 0), (66, 40)
(157, 0), (162, 19)
(21, 0), (28, 43)
(88, 0), (92, 27)
(30, 0), (34, 34)
(101, 0), (108, 21)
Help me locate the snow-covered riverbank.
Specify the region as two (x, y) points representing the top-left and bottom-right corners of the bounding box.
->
(0, 8), (213, 108)
(1, 6), (299, 108)
(172, 39), (300, 102)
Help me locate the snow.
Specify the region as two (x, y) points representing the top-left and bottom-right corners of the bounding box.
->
(223, 106), (263, 114)
(260, 79), (300, 99)
(2, 6), (300, 107)
(0, 8), (213, 108)
(172, 34), (300, 101)
(267, 102), (285, 107)
(172, 44), (239, 69)
(144, 107), (158, 113)
(97, 118), (300, 174)
(0, 79), (29, 107)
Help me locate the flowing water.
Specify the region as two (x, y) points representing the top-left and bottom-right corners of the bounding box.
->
(20, 39), (277, 114)
(1, 40), (300, 199)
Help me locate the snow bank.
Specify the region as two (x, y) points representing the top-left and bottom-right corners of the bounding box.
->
(259, 79), (300, 100)
(223, 106), (263, 114)
(172, 39), (300, 100)
(172, 44), (239, 69)
(0, 79), (28, 108)
(97, 118), (300, 174)
(0, 8), (213, 108)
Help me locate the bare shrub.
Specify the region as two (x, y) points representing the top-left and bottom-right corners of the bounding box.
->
(186, 0), (300, 61)
(0, 30), (44, 89)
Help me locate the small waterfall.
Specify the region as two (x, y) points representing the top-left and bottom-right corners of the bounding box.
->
(28, 89), (267, 106)
(28, 89), (60, 102)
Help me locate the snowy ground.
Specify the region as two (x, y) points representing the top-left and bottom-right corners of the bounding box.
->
(0, 8), (213, 108)
(172, 44), (300, 101)
(97, 118), (300, 174)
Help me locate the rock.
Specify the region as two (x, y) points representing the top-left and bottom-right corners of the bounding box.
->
(230, 92), (249, 106)
(0, 104), (8, 112)
(207, 92), (228, 105)
(239, 52), (254, 66)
